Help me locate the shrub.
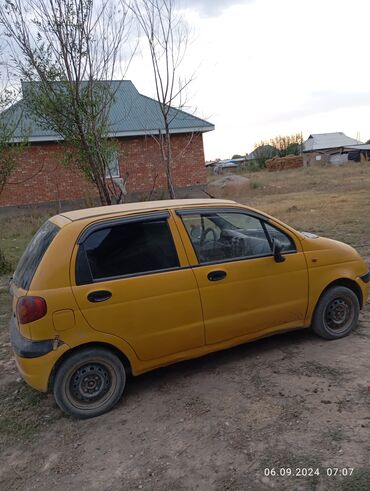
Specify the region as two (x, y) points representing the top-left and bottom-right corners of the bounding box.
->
(0, 247), (12, 275)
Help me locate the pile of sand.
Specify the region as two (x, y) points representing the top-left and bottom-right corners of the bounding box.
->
(207, 174), (250, 199)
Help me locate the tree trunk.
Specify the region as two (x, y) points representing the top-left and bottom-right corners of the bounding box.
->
(164, 129), (176, 199)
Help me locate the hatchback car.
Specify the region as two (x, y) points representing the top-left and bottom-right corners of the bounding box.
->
(9, 199), (369, 418)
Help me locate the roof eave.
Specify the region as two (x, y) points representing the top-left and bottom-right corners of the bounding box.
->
(9, 125), (215, 143)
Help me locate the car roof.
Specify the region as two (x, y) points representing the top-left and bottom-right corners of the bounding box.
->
(59, 198), (237, 222)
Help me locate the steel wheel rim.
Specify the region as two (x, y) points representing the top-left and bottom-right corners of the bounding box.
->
(65, 359), (118, 411)
(324, 296), (354, 334)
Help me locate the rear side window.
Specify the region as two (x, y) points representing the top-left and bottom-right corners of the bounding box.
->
(76, 217), (179, 284)
(14, 221), (60, 290)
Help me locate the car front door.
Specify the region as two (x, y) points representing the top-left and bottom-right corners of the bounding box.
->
(71, 212), (204, 361)
(174, 208), (309, 345)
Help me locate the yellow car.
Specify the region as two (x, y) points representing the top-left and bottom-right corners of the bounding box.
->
(9, 199), (369, 418)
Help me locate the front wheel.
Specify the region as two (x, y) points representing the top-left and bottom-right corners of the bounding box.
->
(53, 347), (126, 419)
(311, 286), (360, 340)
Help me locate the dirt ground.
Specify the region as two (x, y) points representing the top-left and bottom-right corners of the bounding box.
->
(0, 164), (370, 490)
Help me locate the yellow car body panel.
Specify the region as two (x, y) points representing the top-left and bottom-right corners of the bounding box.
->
(14, 343), (70, 392)
(9, 199), (369, 393)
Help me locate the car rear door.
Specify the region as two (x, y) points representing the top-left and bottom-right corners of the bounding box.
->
(71, 211), (204, 361)
(173, 207), (309, 345)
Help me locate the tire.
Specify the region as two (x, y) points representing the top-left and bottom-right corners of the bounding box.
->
(53, 347), (126, 419)
(311, 286), (360, 340)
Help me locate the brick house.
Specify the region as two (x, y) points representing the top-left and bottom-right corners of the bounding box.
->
(0, 81), (214, 211)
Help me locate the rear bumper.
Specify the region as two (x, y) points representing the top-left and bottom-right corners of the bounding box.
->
(10, 317), (69, 392)
(10, 316), (55, 358)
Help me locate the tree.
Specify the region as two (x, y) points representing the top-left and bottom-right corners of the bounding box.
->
(269, 133), (303, 157)
(130, 0), (192, 199)
(0, 0), (132, 205)
(251, 133), (303, 169)
(0, 78), (26, 273)
(0, 85), (24, 195)
(251, 142), (278, 169)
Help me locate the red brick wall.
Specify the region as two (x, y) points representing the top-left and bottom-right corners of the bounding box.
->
(0, 132), (207, 208)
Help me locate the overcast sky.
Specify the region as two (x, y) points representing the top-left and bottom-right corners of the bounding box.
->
(126, 0), (370, 160)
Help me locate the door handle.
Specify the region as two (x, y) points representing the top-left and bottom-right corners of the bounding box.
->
(87, 290), (112, 303)
(207, 270), (227, 282)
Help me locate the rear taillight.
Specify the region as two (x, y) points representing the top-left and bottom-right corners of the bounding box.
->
(16, 296), (47, 324)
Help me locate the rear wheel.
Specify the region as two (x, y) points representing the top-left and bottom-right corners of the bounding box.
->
(311, 286), (360, 340)
(53, 347), (126, 418)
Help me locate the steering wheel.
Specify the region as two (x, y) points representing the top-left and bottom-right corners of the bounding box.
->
(200, 227), (217, 246)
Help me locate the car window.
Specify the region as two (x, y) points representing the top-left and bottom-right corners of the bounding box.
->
(77, 217), (179, 283)
(13, 220), (60, 290)
(265, 223), (296, 252)
(181, 211), (272, 264)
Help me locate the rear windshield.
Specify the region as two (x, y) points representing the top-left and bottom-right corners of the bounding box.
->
(13, 220), (60, 290)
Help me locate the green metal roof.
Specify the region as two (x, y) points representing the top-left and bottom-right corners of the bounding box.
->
(7, 80), (214, 142)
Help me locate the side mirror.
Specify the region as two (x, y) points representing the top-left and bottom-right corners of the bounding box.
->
(272, 239), (285, 263)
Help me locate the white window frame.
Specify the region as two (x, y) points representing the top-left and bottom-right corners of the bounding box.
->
(105, 152), (120, 178)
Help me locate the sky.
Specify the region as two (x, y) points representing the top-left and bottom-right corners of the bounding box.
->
(126, 0), (370, 160)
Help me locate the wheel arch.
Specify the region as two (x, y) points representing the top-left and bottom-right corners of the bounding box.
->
(309, 278), (363, 328)
(318, 278), (363, 309)
(48, 341), (133, 392)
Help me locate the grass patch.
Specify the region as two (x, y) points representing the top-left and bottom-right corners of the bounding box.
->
(221, 164), (370, 256)
(0, 213), (49, 269)
(0, 381), (63, 447)
(341, 468), (370, 491)
(300, 361), (343, 379)
(0, 248), (12, 275)
(250, 180), (264, 190)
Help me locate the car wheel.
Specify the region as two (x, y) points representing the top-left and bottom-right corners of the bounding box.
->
(53, 347), (126, 419)
(311, 286), (360, 340)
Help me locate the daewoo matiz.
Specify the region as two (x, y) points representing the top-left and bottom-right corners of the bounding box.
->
(9, 199), (369, 418)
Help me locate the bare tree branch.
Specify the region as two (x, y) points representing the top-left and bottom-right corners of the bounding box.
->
(129, 0), (194, 198)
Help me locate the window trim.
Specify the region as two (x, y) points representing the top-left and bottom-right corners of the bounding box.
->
(85, 265), (186, 285)
(177, 207), (297, 266)
(176, 207), (266, 221)
(75, 211), (181, 285)
(105, 152), (120, 178)
(77, 212), (170, 244)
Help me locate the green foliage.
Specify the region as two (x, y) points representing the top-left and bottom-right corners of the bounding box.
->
(270, 133), (303, 157)
(251, 143), (278, 169)
(24, 80), (120, 183)
(252, 134), (303, 168)
(0, 247), (12, 275)
(0, 86), (27, 195)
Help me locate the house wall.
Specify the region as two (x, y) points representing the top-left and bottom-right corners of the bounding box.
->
(0, 132), (207, 209)
(303, 152), (331, 167)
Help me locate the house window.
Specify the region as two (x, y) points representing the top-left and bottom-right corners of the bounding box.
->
(105, 152), (120, 178)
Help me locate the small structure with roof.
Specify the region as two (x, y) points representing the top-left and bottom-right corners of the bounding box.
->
(303, 132), (370, 166)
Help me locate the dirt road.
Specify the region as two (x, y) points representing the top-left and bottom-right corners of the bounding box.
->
(1, 165), (370, 490)
(0, 276), (369, 490)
